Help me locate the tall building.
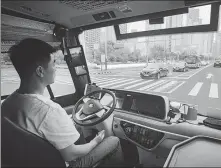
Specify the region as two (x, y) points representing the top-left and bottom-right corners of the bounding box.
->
(212, 32), (221, 58)
(83, 28), (101, 54)
(143, 7), (214, 58)
(100, 24), (127, 44)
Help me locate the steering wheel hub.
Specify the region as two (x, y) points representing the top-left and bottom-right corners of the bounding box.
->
(72, 89), (116, 126)
(82, 99), (103, 115)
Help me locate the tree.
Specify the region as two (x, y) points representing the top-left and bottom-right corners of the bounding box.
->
(2, 53), (11, 63)
(149, 45), (166, 61)
(96, 41), (132, 63)
(99, 40), (115, 54)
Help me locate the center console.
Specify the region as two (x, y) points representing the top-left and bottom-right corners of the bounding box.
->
(119, 120), (165, 150)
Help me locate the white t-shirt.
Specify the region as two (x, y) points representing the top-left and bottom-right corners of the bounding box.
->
(1, 90), (80, 150)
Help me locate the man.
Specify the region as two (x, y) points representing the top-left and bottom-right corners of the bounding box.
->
(1, 38), (124, 167)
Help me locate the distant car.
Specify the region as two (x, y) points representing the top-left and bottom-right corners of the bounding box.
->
(148, 60), (156, 63)
(186, 62), (201, 69)
(173, 62), (188, 72)
(140, 63), (169, 79)
(201, 61), (208, 66)
(214, 59), (221, 67)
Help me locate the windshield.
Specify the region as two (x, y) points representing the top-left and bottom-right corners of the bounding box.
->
(79, 5), (221, 119)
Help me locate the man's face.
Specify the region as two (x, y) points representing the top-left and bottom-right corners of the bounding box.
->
(43, 53), (57, 85)
(36, 50), (63, 86)
(43, 50), (63, 85)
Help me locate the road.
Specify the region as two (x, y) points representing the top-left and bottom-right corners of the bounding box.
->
(90, 64), (221, 117)
(1, 64), (221, 118)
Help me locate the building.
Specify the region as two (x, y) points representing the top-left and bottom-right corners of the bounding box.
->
(143, 7), (214, 58)
(100, 24), (127, 44)
(80, 28), (101, 55)
(212, 32), (221, 58)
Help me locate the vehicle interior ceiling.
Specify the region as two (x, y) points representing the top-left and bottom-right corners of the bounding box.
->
(1, 0), (221, 167)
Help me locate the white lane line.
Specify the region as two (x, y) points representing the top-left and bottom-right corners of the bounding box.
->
(188, 82), (203, 96)
(100, 79), (134, 88)
(111, 79), (143, 89)
(146, 80), (169, 91)
(167, 81), (185, 93)
(138, 80), (166, 91)
(91, 78), (117, 83)
(209, 83), (218, 98)
(183, 65), (210, 79)
(96, 78), (126, 85)
(91, 77), (115, 81)
(91, 77), (112, 81)
(153, 81), (177, 92)
(124, 80), (153, 89)
(171, 64), (211, 79)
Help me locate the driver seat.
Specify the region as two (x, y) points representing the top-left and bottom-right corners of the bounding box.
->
(1, 116), (66, 167)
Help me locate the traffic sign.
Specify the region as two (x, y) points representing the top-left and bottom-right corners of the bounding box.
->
(101, 54), (106, 63)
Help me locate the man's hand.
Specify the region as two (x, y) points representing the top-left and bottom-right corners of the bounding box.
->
(60, 130), (105, 161)
(92, 130), (105, 144)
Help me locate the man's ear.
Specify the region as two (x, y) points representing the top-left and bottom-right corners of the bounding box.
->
(36, 66), (44, 77)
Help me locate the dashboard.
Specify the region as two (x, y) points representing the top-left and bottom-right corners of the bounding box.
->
(101, 89), (169, 120)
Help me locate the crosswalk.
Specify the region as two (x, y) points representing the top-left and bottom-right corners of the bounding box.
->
(91, 77), (219, 99)
(1, 76), (219, 99)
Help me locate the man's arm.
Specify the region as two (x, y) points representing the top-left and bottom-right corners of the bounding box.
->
(59, 130), (105, 162)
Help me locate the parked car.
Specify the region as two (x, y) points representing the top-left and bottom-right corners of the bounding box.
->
(140, 63), (169, 79)
(214, 59), (221, 67)
(173, 62), (188, 72)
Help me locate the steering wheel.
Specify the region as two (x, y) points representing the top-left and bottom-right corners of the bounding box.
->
(72, 89), (116, 126)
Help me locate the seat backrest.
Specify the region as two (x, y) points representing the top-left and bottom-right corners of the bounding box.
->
(1, 117), (66, 168)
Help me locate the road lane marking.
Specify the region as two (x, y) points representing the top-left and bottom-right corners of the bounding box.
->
(91, 77), (112, 82)
(100, 79), (134, 88)
(182, 65), (210, 79)
(138, 80), (167, 91)
(209, 83), (218, 98)
(167, 81), (185, 93)
(147, 80), (171, 91)
(124, 80), (153, 89)
(111, 79), (143, 89)
(96, 78), (126, 85)
(91, 77), (117, 83)
(170, 64), (211, 79)
(188, 82), (203, 96)
(206, 73), (213, 79)
(153, 81), (177, 92)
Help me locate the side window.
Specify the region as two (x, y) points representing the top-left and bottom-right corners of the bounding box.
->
(1, 52), (22, 97)
(1, 43), (76, 99)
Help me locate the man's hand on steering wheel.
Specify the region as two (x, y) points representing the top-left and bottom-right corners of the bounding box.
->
(72, 89), (116, 126)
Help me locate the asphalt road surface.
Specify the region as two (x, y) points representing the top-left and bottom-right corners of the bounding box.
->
(90, 64), (221, 117)
(1, 64), (220, 118)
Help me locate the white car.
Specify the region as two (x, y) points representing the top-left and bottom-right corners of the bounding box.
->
(201, 61), (208, 66)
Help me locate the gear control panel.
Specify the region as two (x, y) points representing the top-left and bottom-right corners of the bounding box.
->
(120, 121), (164, 149)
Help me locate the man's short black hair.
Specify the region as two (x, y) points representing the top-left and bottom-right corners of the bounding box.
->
(9, 38), (56, 79)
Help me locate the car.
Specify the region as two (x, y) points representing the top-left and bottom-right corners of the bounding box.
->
(214, 59), (221, 67)
(140, 63), (169, 79)
(173, 62), (189, 72)
(201, 61), (208, 66)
